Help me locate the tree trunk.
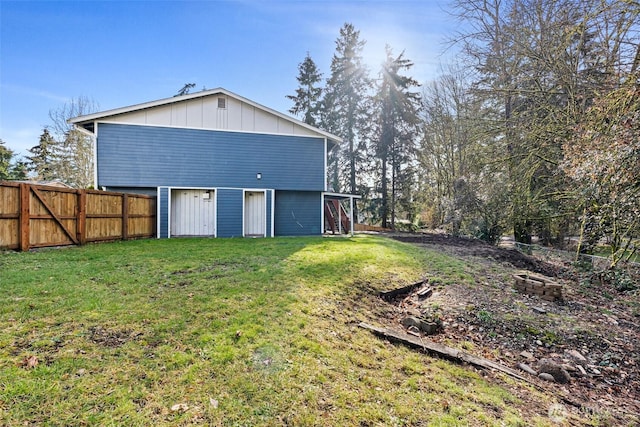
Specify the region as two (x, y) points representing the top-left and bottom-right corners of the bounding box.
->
(391, 152), (396, 229)
(514, 219), (532, 244)
(381, 155), (388, 229)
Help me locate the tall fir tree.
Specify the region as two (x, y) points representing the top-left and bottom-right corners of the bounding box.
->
(26, 128), (58, 181)
(0, 139), (13, 180)
(9, 159), (28, 180)
(0, 139), (28, 181)
(287, 53), (323, 127)
(322, 23), (372, 195)
(374, 46), (421, 228)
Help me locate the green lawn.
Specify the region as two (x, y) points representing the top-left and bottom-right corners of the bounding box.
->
(1, 236), (553, 426)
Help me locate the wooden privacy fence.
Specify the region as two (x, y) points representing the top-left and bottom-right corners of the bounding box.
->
(0, 182), (156, 251)
(354, 223), (391, 232)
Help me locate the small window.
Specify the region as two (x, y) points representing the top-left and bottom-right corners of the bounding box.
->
(217, 97), (226, 109)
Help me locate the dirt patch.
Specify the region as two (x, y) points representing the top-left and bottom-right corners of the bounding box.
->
(382, 232), (640, 424)
(88, 326), (140, 348)
(391, 233), (565, 277)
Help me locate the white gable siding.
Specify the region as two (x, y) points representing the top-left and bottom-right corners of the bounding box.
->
(254, 108), (277, 133)
(201, 99), (215, 128)
(91, 92), (329, 139)
(145, 105), (172, 123)
(171, 103), (187, 127)
(241, 102), (254, 130)
(71, 88), (342, 145)
(186, 99), (203, 128)
(292, 124), (317, 136)
(226, 97), (242, 129)
(277, 119), (294, 134)
(111, 110), (147, 123)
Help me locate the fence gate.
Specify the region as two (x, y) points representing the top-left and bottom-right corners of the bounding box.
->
(0, 182), (156, 251)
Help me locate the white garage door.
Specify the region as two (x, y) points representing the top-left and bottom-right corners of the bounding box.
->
(170, 189), (216, 237)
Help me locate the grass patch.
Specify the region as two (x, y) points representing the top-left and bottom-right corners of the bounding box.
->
(0, 236), (546, 425)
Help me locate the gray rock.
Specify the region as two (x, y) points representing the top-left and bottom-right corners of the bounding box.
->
(565, 349), (587, 363)
(406, 308), (422, 317)
(518, 363), (537, 376)
(420, 322), (441, 335)
(532, 306), (547, 314)
(519, 350), (535, 361)
(401, 316), (441, 335)
(538, 359), (571, 384)
(538, 372), (556, 382)
(401, 316), (422, 330)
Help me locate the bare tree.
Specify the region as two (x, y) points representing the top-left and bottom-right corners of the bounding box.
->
(49, 96), (99, 188)
(449, 0), (640, 243)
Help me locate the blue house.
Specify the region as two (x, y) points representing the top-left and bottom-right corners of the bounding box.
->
(69, 88), (357, 238)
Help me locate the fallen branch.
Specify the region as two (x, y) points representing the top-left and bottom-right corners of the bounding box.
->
(379, 279), (426, 301)
(359, 322), (534, 385)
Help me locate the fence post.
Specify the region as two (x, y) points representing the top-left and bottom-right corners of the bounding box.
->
(19, 183), (30, 251)
(77, 190), (87, 245)
(122, 193), (129, 240)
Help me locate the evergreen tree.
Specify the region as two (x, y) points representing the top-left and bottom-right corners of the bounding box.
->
(0, 139), (14, 180)
(323, 23), (372, 195)
(26, 128), (58, 181)
(374, 46), (421, 228)
(9, 159), (28, 180)
(0, 139), (29, 181)
(287, 53), (323, 126)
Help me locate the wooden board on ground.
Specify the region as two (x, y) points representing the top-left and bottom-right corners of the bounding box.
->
(359, 322), (534, 385)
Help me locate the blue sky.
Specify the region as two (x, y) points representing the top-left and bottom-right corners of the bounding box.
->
(1, 0), (457, 156)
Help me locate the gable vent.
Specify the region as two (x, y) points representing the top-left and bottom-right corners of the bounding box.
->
(217, 97), (227, 109)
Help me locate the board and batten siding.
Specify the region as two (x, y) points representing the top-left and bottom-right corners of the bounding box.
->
(97, 123), (325, 191)
(274, 191), (321, 236)
(102, 95), (318, 137)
